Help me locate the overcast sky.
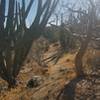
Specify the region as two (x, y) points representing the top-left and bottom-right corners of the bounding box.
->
(5, 0), (93, 27)
(26, 0), (79, 27)
(26, 0), (89, 27)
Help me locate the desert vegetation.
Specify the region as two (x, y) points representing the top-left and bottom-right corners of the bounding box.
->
(0, 0), (100, 100)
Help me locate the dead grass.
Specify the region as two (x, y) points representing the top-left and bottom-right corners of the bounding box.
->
(0, 44), (99, 100)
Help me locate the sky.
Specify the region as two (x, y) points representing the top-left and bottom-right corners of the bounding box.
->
(25, 0), (38, 27)
(26, 0), (79, 27)
(5, 0), (37, 27)
(5, 0), (90, 27)
(24, 0), (78, 27)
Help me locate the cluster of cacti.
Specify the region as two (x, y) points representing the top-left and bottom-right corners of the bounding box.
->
(0, 0), (59, 88)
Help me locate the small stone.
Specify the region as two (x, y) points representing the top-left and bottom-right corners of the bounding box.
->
(27, 76), (44, 88)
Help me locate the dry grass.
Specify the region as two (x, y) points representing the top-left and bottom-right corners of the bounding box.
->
(0, 43), (99, 100)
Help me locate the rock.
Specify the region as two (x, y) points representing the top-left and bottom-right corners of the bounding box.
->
(27, 76), (44, 88)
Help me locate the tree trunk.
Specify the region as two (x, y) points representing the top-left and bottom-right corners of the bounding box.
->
(75, 39), (90, 76)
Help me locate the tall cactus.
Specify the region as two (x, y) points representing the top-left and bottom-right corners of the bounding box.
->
(0, 0), (59, 88)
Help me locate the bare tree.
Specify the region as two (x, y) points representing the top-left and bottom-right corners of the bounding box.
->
(57, 0), (100, 99)
(56, 0), (100, 76)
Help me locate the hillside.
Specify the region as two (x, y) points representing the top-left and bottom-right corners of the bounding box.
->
(0, 42), (99, 100)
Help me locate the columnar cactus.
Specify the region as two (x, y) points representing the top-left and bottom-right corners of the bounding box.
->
(0, 0), (59, 88)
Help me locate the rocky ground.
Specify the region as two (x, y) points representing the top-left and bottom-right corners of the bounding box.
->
(0, 43), (99, 100)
